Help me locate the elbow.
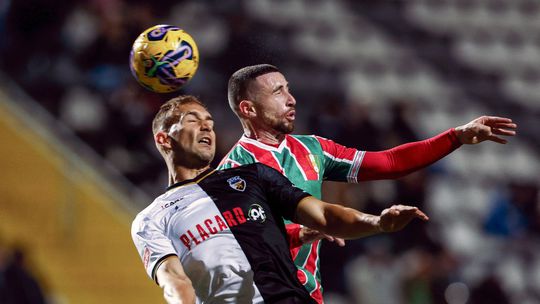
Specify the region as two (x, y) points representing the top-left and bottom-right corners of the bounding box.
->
(163, 278), (196, 304)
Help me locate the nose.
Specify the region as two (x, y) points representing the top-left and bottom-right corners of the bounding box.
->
(286, 91), (296, 107)
(200, 120), (213, 131)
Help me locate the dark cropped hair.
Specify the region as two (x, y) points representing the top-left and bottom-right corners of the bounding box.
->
(227, 64), (279, 113)
(152, 95), (207, 135)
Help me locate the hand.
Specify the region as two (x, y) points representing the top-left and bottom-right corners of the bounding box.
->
(378, 205), (429, 233)
(299, 227), (346, 247)
(454, 116), (517, 145)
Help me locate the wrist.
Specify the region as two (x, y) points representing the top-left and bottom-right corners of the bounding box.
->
(449, 127), (464, 146)
(375, 216), (385, 233)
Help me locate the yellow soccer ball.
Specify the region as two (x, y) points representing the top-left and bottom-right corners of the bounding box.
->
(130, 25), (199, 93)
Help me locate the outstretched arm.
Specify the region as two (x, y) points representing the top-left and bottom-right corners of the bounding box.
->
(155, 256), (196, 304)
(294, 196), (429, 239)
(359, 116), (517, 181)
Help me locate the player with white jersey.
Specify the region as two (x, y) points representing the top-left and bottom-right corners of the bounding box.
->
(133, 164), (318, 303)
(131, 95), (429, 304)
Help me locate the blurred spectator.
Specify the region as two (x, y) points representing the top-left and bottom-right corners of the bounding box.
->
(484, 182), (539, 238)
(470, 274), (510, 304)
(0, 246), (47, 304)
(401, 244), (460, 304)
(308, 94), (345, 141)
(338, 101), (382, 151)
(345, 237), (403, 304)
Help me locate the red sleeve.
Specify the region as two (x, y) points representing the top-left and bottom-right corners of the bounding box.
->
(285, 223), (303, 249)
(358, 128), (462, 181)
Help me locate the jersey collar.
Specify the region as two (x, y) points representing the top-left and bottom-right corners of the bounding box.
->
(239, 134), (288, 153)
(166, 168), (216, 191)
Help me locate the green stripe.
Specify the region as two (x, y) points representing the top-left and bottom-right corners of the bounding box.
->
(217, 145), (256, 170)
(293, 243), (319, 293)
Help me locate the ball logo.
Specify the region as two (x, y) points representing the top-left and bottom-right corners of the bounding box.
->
(247, 204), (266, 223)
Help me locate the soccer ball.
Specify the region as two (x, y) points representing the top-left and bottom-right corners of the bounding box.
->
(130, 25), (199, 93)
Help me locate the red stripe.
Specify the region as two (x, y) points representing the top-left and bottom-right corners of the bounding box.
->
(296, 269), (307, 285)
(310, 281), (324, 304)
(239, 141), (283, 174)
(303, 241), (320, 275)
(302, 241), (323, 304)
(316, 136), (357, 161)
(286, 136), (318, 180)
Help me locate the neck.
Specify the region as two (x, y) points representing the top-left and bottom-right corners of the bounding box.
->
(167, 163), (212, 186)
(242, 120), (285, 145)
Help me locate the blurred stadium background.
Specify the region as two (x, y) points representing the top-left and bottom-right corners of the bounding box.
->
(0, 0), (539, 303)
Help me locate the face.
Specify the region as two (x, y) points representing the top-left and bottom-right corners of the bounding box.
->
(250, 72), (297, 134)
(164, 103), (216, 167)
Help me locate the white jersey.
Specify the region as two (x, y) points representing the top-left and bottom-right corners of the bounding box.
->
(131, 165), (315, 304)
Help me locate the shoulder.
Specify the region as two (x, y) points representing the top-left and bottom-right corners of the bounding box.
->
(288, 134), (319, 142)
(220, 162), (280, 174)
(287, 134), (324, 151)
(217, 163), (267, 176)
(131, 192), (170, 227)
(251, 163), (286, 180)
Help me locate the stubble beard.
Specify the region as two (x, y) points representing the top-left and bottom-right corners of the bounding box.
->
(171, 143), (215, 169)
(262, 112), (295, 135)
(275, 120), (294, 134)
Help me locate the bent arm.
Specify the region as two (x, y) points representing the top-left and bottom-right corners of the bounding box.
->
(155, 256), (196, 304)
(294, 197), (428, 239)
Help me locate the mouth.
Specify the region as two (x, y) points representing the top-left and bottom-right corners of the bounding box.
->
(286, 110), (296, 121)
(198, 136), (212, 146)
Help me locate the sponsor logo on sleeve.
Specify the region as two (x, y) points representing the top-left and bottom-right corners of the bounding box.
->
(143, 247), (151, 268)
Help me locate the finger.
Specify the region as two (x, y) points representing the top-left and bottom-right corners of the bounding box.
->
(414, 209), (430, 221)
(482, 116), (513, 124)
(491, 128), (516, 136)
(382, 207), (398, 216)
(393, 206), (428, 220)
(335, 238), (346, 247)
(393, 205), (418, 212)
(492, 122), (517, 129)
(487, 135), (508, 144)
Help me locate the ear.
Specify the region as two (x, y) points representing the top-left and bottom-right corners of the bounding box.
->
(238, 100), (257, 118)
(155, 131), (172, 150)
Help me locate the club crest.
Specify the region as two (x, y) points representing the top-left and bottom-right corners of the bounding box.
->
(227, 176), (246, 192)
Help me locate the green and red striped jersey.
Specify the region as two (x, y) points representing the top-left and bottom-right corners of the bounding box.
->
(218, 134), (365, 303)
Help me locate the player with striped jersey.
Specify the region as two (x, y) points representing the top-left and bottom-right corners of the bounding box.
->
(219, 64), (517, 303)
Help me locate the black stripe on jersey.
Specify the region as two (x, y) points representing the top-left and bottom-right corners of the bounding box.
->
(152, 253), (178, 285)
(197, 164), (316, 304)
